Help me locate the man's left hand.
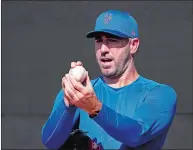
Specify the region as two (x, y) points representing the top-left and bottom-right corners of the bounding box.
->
(63, 71), (102, 116)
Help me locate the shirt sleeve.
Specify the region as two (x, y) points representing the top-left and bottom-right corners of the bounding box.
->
(93, 84), (177, 147)
(41, 89), (80, 149)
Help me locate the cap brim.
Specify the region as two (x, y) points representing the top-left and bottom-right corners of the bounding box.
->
(86, 29), (129, 38)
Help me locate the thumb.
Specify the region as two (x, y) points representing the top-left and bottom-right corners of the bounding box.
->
(85, 71), (93, 88)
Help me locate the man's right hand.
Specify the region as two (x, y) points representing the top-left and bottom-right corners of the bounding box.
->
(61, 61), (83, 107)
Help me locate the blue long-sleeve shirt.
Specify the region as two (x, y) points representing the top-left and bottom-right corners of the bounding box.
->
(41, 75), (177, 150)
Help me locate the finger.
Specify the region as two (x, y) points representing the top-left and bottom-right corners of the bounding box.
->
(76, 61), (83, 66)
(65, 74), (79, 101)
(68, 74), (87, 95)
(71, 62), (76, 68)
(62, 84), (71, 106)
(67, 74), (86, 102)
(64, 96), (70, 107)
(62, 77), (70, 107)
(63, 77), (75, 103)
(61, 77), (65, 89)
(62, 76), (76, 107)
(64, 96), (75, 107)
(64, 89), (74, 106)
(64, 85), (74, 104)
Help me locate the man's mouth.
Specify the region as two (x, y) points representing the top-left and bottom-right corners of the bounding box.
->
(100, 58), (113, 63)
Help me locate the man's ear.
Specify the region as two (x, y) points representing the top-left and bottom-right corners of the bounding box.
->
(129, 38), (140, 55)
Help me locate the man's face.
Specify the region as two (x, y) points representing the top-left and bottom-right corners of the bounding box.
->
(95, 33), (133, 78)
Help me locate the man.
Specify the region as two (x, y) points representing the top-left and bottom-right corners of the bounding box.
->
(41, 10), (177, 150)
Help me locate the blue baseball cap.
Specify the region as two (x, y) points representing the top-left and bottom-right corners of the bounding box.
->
(86, 10), (139, 38)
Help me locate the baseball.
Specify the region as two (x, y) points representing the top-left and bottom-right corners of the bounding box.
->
(69, 66), (87, 83)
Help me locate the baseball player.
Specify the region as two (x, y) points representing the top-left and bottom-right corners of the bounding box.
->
(41, 10), (177, 150)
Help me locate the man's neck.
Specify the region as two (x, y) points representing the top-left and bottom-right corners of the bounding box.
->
(103, 59), (139, 88)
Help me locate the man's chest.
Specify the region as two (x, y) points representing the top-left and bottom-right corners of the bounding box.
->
(94, 87), (146, 117)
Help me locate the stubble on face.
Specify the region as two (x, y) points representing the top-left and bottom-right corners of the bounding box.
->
(96, 37), (132, 79)
(98, 51), (131, 79)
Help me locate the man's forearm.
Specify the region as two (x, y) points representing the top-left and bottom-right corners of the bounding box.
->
(92, 104), (144, 147)
(41, 96), (78, 149)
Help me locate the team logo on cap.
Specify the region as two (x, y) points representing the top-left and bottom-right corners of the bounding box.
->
(104, 13), (112, 24)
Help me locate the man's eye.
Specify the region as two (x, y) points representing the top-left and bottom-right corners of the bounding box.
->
(108, 39), (117, 43)
(95, 39), (102, 43)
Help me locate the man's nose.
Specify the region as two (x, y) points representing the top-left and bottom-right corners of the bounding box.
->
(101, 44), (109, 53)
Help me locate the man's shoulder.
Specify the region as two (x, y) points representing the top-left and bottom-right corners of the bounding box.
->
(139, 76), (177, 95)
(140, 76), (177, 99)
(139, 76), (177, 109)
(138, 75), (160, 91)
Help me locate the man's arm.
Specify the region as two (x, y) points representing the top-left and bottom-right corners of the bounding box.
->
(41, 89), (79, 149)
(92, 85), (177, 147)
